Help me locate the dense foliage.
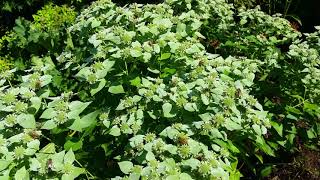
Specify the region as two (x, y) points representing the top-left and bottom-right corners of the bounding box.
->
(0, 0), (319, 179)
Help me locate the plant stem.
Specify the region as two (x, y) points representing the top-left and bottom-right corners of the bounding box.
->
(75, 159), (96, 179)
(284, 0), (293, 16)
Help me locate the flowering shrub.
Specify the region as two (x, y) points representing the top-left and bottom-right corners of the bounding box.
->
(0, 0), (319, 179)
(0, 4), (76, 62)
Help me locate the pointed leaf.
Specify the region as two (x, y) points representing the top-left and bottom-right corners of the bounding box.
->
(30, 97), (41, 113)
(64, 149), (75, 164)
(163, 103), (175, 118)
(69, 111), (99, 131)
(17, 114), (36, 129)
(108, 85), (125, 94)
(118, 161), (133, 174)
(90, 79), (106, 96)
(67, 101), (91, 119)
(109, 126), (121, 136)
(40, 108), (56, 119)
(91, 19), (101, 28)
(14, 166), (29, 180)
(41, 120), (57, 130)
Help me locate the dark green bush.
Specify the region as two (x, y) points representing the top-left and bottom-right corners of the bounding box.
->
(0, 3), (76, 69)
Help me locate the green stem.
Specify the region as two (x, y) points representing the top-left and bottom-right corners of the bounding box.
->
(284, 0), (293, 16)
(75, 159), (96, 179)
(8, 79), (13, 88)
(124, 61), (129, 75)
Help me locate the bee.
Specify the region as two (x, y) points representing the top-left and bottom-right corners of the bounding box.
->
(276, 115), (284, 122)
(148, 40), (155, 46)
(259, 33), (267, 39)
(264, 131), (271, 139)
(296, 120), (309, 129)
(47, 159), (53, 171)
(271, 96), (281, 105)
(290, 21), (300, 32)
(208, 39), (220, 49)
(178, 136), (188, 145)
(28, 131), (40, 139)
(195, 154), (204, 161)
(35, 80), (42, 89)
(235, 89), (241, 98)
(106, 159), (116, 168)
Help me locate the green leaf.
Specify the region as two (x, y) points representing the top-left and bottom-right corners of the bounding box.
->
(130, 76), (141, 87)
(270, 121), (283, 137)
(103, 119), (110, 128)
(147, 68), (160, 74)
(40, 75), (52, 87)
(91, 19), (101, 28)
(286, 106), (303, 115)
(182, 158), (200, 170)
(68, 101), (91, 119)
(146, 151), (155, 161)
(130, 49), (142, 57)
(224, 119), (242, 130)
(118, 161), (133, 174)
(161, 68), (176, 78)
(109, 126), (121, 136)
(0, 160), (10, 171)
(40, 108), (56, 119)
(30, 97), (41, 113)
(75, 67), (91, 78)
(201, 94), (209, 105)
(115, 100), (126, 110)
(41, 120), (57, 130)
(64, 149), (75, 164)
(260, 166), (273, 177)
(17, 114), (36, 129)
(168, 42), (180, 53)
(161, 127), (179, 139)
(143, 52), (152, 62)
(210, 128), (224, 139)
(102, 60), (115, 72)
(162, 103), (175, 118)
(69, 111), (99, 131)
(27, 140), (40, 152)
(90, 79), (106, 96)
(255, 136), (275, 156)
(52, 151), (65, 169)
(29, 158), (41, 171)
(252, 124), (261, 136)
(179, 173), (193, 180)
(176, 23), (187, 37)
(64, 139), (83, 151)
(68, 167), (85, 179)
(62, 174), (74, 180)
(14, 166), (29, 180)
(184, 103), (197, 112)
(166, 175), (179, 180)
(286, 114), (298, 120)
(166, 144), (177, 154)
(159, 53), (171, 60)
(39, 143), (56, 154)
(191, 19), (202, 30)
(307, 129), (316, 139)
(154, 44), (160, 53)
(108, 85), (125, 94)
(186, 44), (200, 54)
(101, 144), (113, 157)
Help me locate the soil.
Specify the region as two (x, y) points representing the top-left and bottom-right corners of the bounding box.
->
(266, 146), (320, 180)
